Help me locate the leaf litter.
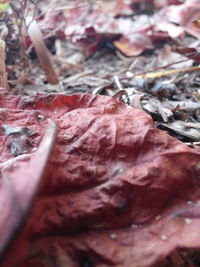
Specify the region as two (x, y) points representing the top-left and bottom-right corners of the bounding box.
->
(0, 0), (200, 266)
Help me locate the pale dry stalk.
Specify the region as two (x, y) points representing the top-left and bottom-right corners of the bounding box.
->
(0, 40), (8, 90)
(28, 20), (58, 85)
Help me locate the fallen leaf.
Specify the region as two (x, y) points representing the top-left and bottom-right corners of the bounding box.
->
(0, 92), (199, 267)
(192, 19), (200, 29)
(113, 33), (153, 56)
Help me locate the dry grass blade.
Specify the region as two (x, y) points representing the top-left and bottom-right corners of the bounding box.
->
(28, 20), (58, 85)
(128, 65), (200, 79)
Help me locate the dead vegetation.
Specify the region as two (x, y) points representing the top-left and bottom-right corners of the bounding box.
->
(0, 1), (199, 266)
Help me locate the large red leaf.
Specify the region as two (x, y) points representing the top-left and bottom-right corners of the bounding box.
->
(0, 92), (199, 266)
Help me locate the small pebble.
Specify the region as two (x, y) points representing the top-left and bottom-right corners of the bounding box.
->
(110, 233), (117, 240)
(37, 114), (44, 120)
(160, 235), (167, 241)
(155, 215), (161, 221)
(185, 218), (192, 224)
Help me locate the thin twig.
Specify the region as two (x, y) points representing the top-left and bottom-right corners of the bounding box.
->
(132, 65), (200, 79)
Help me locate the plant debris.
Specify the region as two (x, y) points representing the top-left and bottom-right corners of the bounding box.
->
(0, 0), (199, 266)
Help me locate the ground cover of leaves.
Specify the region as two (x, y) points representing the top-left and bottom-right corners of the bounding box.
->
(0, 0), (200, 266)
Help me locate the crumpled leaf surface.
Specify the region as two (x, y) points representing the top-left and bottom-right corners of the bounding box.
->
(0, 92), (200, 267)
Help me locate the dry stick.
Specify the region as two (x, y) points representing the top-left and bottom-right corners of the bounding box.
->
(0, 40), (8, 90)
(133, 65), (200, 79)
(28, 20), (58, 85)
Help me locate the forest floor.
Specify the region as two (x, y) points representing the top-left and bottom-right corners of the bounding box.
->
(2, 0), (200, 144)
(0, 1), (200, 266)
